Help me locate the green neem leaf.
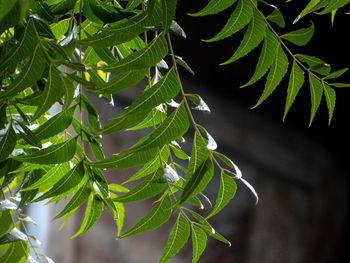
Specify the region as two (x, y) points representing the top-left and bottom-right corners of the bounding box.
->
(88, 0), (133, 23)
(32, 65), (64, 120)
(185, 208), (231, 246)
(318, 0), (350, 15)
(323, 68), (348, 80)
(0, 241), (28, 263)
(170, 144), (188, 160)
(0, 0), (17, 21)
(242, 29), (279, 88)
(322, 82), (336, 125)
(187, 131), (209, 178)
(21, 162), (70, 192)
(159, 213), (190, 263)
(61, 76), (76, 109)
(113, 167), (166, 203)
(100, 34), (168, 73)
(206, 172), (237, 219)
(50, 0), (77, 14)
(308, 74), (324, 126)
(160, 0), (177, 33)
(120, 194), (172, 238)
(281, 22), (314, 46)
(34, 160), (85, 202)
(126, 103), (189, 154)
(295, 0), (323, 22)
(176, 156), (214, 206)
(0, 44), (47, 100)
(16, 121), (42, 148)
(0, 19), (38, 72)
(0, 123), (17, 162)
(0, 210), (13, 236)
(33, 105), (76, 140)
(191, 224), (207, 263)
(253, 44), (289, 108)
(123, 146), (170, 184)
(189, 0), (237, 17)
(19, 169), (44, 206)
(99, 68), (180, 134)
(283, 61), (305, 121)
(13, 137), (77, 164)
(329, 83), (350, 88)
(127, 108), (167, 131)
(72, 193), (104, 237)
(204, 0), (253, 42)
(78, 94), (101, 130)
(89, 148), (158, 169)
(296, 54), (331, 76)
(49, 18), (70, 39)
(267, 7), (285, 28)
(125, 0), (143, 11)
(221, 8), (266, 65)
(54, 179), (91, 219)
(79, 7), (161, 47)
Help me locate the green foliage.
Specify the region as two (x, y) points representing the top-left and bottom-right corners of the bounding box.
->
(0, 0), (349, 262)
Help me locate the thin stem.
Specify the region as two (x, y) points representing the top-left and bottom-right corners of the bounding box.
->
(166, 33), (199, 132)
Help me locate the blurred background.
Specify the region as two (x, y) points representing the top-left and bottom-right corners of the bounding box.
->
(29, 1), (349, 262)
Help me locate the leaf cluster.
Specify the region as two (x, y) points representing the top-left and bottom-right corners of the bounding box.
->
(0, 0), (349, 262)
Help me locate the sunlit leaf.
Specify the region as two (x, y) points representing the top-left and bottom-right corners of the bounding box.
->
(281, 22), (314, 46)
(322, 82), (336, 125)
(32, 65), (64, 120)
(34, 160), (85, 201)
(221, 8), (266, 64)
(242, 29), (279, 87)
(0, 123), (17, 162)
(205, 0), (253, 42)
(100, 34), (168, 73)
(267, 7), (285, 28)
(0, 19), (38, 72)
(99, 68), (180, 134)
(160, 0), (177, 32)
(176, 156), (214, 206)
(13, 137), (77, 164)
(253, 44), (289, 108)
(113, 167), (166, 203)
(206, 172), (236, 219)
(159, 213), (190, 263)
(283, 61), (305, 120)
(125, 103), (189, 154)
(0, 44), (46, 100)
(120, 194), (172, 238)
(33, 105), (76, 140)
(308, 74), (323, 126)
(191, 224), (207, 263)
(89, 148), (158, 169)
(21, 162), (70, 192)
(54, 179), (91, 219)
(72, 193), (104, 237)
